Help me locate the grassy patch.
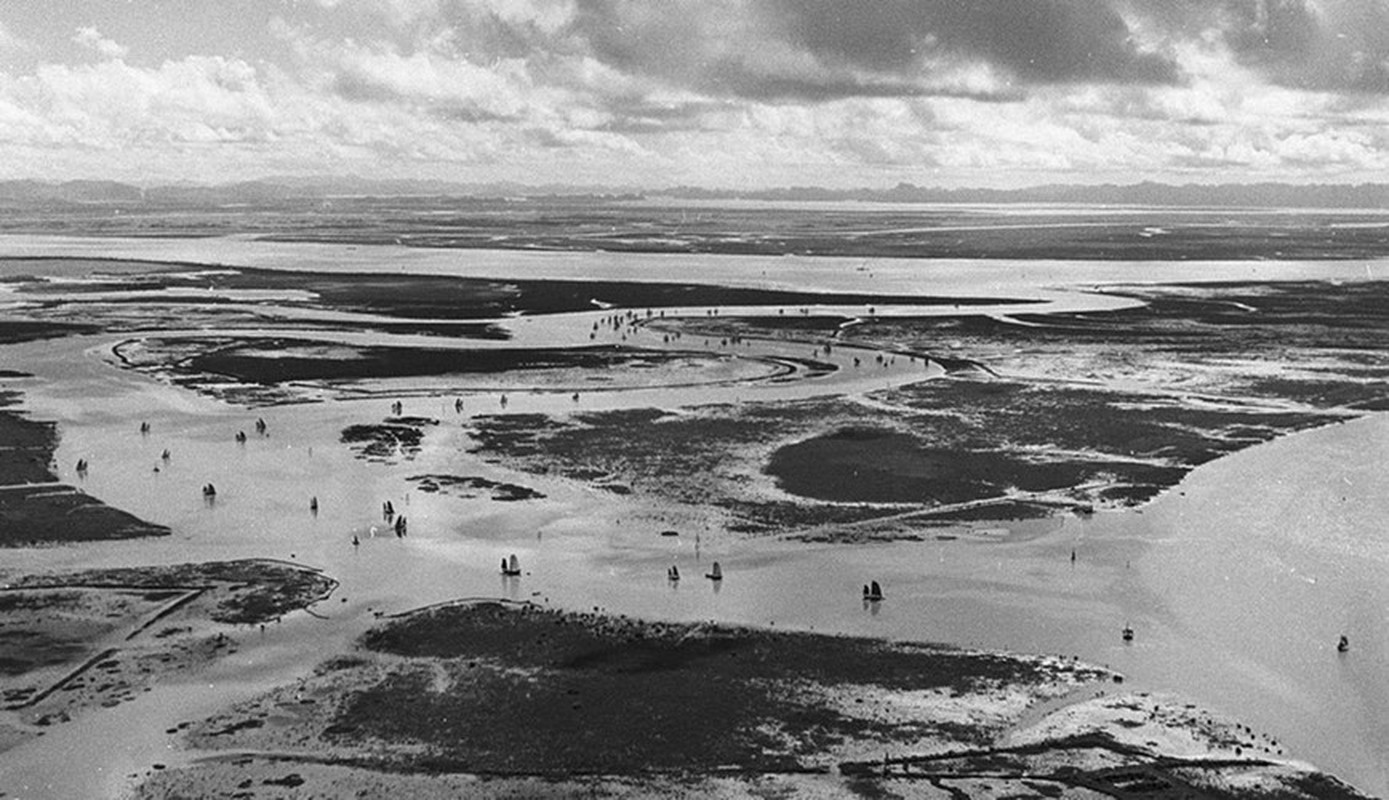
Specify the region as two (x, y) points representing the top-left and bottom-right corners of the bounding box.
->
(315, 601), (1101, 774)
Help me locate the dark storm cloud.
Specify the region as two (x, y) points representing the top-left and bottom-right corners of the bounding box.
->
(566, 0), (1180, 104)
(1138, 0), (1389, 93)
(768, 0), (1180, 85)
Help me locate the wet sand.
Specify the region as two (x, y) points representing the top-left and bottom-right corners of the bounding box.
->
(1, 236), (1386, 796)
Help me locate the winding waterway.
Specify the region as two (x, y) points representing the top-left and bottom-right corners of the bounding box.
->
(1, 236), (1386, 797)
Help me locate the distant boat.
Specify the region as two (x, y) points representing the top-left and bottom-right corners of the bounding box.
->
(659, 529), (679, 537)
(863, 581), (884, 602)
(1122, 625), (1134, 642)
(502, 553), (522, 576)
(1338, 635), (1350, 653)
(667, 565), (680, 582)
(705, 561), (722, 581)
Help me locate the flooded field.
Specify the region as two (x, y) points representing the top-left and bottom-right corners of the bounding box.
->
(2, 224), (1387, 798)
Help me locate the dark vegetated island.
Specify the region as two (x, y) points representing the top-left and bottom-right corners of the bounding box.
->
(159, 600), (1373, 799)
(202, 600), (1104, 775)
(8, 560), (338, 626)
(764, 425), (1184, 506)
(181, 339), (717, 384)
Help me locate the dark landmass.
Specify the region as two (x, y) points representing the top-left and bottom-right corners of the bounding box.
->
(0, 485), (171, 546)
(407, 474), (545, 501)
(0, 320), (102, 344)
(8, 560), (337, 625)
(766, 425), (1184, 506)
(136, 600), (1369, 799)
(0, 389), (58, 485)
(193, 599), (1103, 774)
(181, 340), (711, 384)
(340, 418), (438, 462)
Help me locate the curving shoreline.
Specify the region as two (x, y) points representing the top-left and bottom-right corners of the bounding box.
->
(1, 235), (1386, 797)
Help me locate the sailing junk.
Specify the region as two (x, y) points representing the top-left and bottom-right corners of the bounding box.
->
(863, 581), (884, 601)
(667, 565), (680, 582)
(502, 554), (522, 576)
(705, 561), (722, 581)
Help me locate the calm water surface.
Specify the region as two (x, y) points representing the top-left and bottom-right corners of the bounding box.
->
(1, 237), (1386, 797)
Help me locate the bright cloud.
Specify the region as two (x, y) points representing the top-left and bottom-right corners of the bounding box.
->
(0, 0), (1386, 186)
(72, 26), (128, 60)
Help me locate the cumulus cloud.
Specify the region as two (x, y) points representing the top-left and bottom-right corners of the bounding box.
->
(2, 0), (1389, 184)
(0, 20), (28, 53)
(72, 26), (129, 60)
(564, 0), (1179, 103)
(1133, 0), (1389, 94)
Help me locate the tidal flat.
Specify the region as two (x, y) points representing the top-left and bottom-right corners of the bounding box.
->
(1, 204), (1387, 798)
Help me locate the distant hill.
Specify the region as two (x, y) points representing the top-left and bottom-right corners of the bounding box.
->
(0, 179), (144, 205)
(2, 177), (1389, 209)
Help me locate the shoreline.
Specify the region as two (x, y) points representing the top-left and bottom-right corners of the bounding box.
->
(1, 236), (1386, 796)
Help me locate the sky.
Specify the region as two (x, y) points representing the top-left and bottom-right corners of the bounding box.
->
(1, 0), (1389, 189)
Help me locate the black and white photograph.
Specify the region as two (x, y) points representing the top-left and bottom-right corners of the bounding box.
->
(1, 2), (1387, 798)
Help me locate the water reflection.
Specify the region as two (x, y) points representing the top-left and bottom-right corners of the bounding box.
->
(501, 574), (520, 599)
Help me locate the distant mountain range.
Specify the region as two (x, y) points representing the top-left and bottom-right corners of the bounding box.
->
(3, 177), (1389, 208)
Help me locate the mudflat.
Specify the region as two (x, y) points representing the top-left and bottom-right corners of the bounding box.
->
(1, 216), (1386, 798)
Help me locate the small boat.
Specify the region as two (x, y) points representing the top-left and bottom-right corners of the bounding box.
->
(863, 581), (884, 602)
(1122, 625), (1134, 642)
(1338, 635), (1350, 653)
(502, 553), (522, 576)
(309, 496), (318, 513)
(202, 483), (216, 497)
(394, 516), (407, 537)
(705, 561), (722, 581)
(667, 565), (680, 582)
(659, 529), (679, 537)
